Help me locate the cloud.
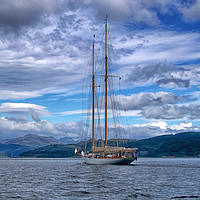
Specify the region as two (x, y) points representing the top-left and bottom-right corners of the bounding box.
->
(0, 90), (41, 100)
(59, 109), (88, 116)
(0, 114), (199, 140)
(0, 116), (85, 140)
(181, 0), (200, 22)
(125, 121), (200, 139)
(0, 2), (199, 102)
(0, 117), (57, 140)
(0, 10), (91, 100)
(116, 31), (200, 66)
(0, 103), (51, 117)
(87, 0), (160, 26)
(105, 120), (200, 139)
(125, 63), (200, 88)
(110, 91), (180, 110)
(54, 121), (85, 138)
(29, 108), (41, 122)
(156, 78), (190, 88)
(141, 104), (200, 120)
(109, 92), (200, 120)
(0, 0), (56, 29)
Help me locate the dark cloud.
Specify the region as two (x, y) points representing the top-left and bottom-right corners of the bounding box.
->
(29, 108), (41, 122)
(141, 104), (200, 120)
(87, 0), (160, 26)
(126, 63), (197, 88)
(156, 78), (190, 88)
(4, 116), (28, 123)
(0, 9), (90, 98)
(1, 0), (199, 32)
(0, 0), (56, 29)
(0, 64), (80, 92)
(116, 48), (135, 58)
(110, 92), (180, 110)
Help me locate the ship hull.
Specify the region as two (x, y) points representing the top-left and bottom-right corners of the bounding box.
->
(83, 156), (135, 165)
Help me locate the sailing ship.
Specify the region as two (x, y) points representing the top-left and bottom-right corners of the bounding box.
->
(77, 16), (137, 165)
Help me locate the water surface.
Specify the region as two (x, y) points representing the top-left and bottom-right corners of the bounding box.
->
(0, 158), (200, 199)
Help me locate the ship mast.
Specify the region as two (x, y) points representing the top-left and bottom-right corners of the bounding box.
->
(105, 15), (108, 147)
(92, 34), (95, 147)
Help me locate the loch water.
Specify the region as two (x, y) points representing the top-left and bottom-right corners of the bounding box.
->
(0, 157), (200, 200)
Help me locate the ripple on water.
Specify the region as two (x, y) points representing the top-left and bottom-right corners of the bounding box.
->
(0, 158), (200, 199)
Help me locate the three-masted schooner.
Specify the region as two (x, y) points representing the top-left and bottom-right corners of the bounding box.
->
(78, 16), (137, 165)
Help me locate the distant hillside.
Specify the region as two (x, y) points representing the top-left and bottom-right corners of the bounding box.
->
(20, 132), (200, 158)
(58, 136), (77, 144)
(129, 132), (200, 157)
(20, 144), (77, 158)
(0, 152), (8, 158)
(0, 134), (60, 157)
(1, 134), (59, 146)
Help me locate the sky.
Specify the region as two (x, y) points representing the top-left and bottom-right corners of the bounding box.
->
(0, 0), (200, 140)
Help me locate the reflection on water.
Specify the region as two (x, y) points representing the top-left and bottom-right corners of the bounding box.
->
(0, 158), (200, 199)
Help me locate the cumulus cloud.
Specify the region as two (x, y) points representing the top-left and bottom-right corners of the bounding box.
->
(110, 91), (180, 110)
(107, 120), (200, 139)
(125, 121), (199, 139)
(0, 116), (85, 140)
(0, 114), (199, 140)
(108, 92), (200, 120)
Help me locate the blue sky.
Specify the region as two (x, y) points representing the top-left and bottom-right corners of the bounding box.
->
(0, 0), (200, 140)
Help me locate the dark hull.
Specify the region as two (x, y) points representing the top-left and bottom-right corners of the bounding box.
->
(83, 157), (135, 165)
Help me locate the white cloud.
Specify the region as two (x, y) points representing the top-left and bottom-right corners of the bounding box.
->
(59, 109), (88, 116)
(116, 31), (200, 66)
(0, 114), (199, 140)
(0, 90), (41, 100)
(131, 121), (168, 130)
(0, 103), (51, 117)
(0, 116), (85, 140)
(168, 121), (193, 130)
(122, 120), (200, 139)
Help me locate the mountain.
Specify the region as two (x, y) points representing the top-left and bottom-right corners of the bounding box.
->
(0, 134), (60, 157)
(19, 132), (200, 158)
(1, 134), (59, 146)
(0, 152), (8, 158)
(58, 136), (77, 144)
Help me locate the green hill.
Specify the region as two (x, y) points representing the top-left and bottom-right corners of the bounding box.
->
(129, 132), (200, 157)
(20, 144), (77, 158)
(20, 132), (200, 158)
